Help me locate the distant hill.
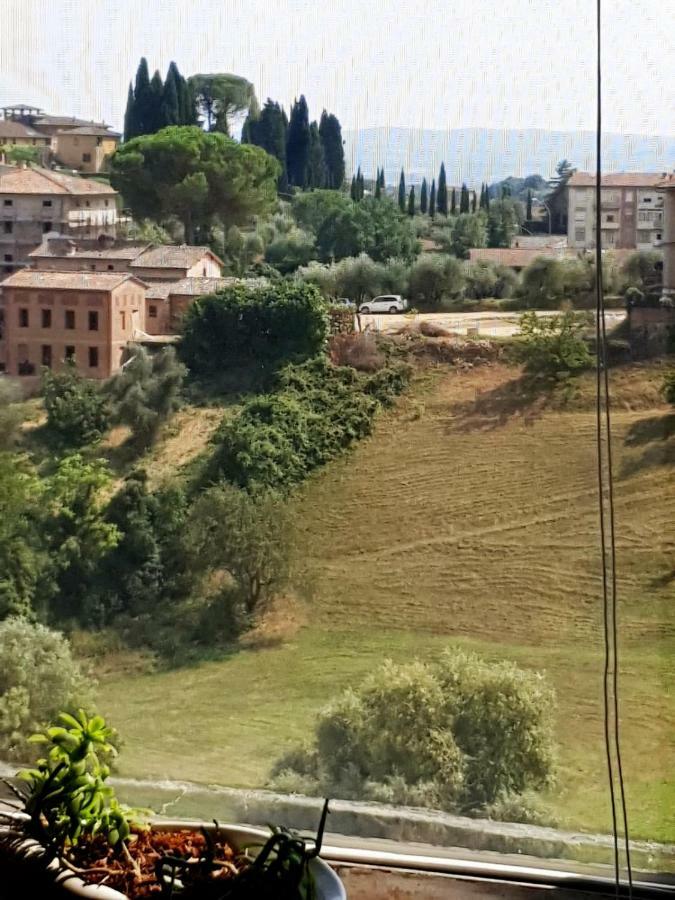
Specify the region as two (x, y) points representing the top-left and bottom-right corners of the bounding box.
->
(343, 127), (675, 186)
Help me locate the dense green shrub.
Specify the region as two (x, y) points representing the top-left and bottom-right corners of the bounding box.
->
(516, 310), (593, 378)
(180, 281), (329, 377)
(0, 380), (24, 451)
(0, 617), (90, 759)
(665, 369), (675, 405)
(0, 454), (44, 621)
(213, 357), (411, 491)
(269, 650), (556, 815)
(621, 250), (662, 292)
(316, 196), (419, 263)
(465, 260), (517, 299)
(43, 362), (110, 447)
(408, 255), (464, 307)
(264, 228), (316, 274)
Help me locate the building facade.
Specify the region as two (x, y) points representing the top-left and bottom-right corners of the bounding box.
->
(0, 165), (118, 273)
(567, 173), (665, 251)
(0, 120), (52, 164)
(0, 270), (146, 378)
(53, 126), (120, 174)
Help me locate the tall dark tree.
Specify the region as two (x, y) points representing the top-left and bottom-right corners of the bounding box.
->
(420, 177), (428, 214)
(123, 82), (136, 142)
(429, 179), (436, 217)
(437, 163), (448, 215)
(350, 176), (357, 201)
(242, 99), (289, 192)
(471, 190), (477, 213)
(286, 96), (311, 188)
(160, 63), (181, 127)
(375, 168), (382, 200)
(148, 69), (164, 132)
(379, 168), (385, 192)
(132, 57), (152, 137)
(398, 169), (406, 213)
(450, 187), (457, 215)
(319, 111), (345, 190)
(407, 186), (415, 217)
(482, 183), (490, 210)
(526, 188), (533, 220)
(460, 182), (470, 214)
(358, 168), (365, 200)
(307, 121), (326, 188)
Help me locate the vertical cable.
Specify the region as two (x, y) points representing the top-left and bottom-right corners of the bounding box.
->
(594, 0), (620, 892)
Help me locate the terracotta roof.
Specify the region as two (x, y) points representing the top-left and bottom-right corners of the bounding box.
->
(168, 276), (246, 295)
(29, 238), (150, 260)
(0, 164), (117, 195)
(56, 126), (121, 139)
(0, 120), (49, 139)
(568, 172), (666, 188)
(33, 115), (106, 129)
(131, 245), (224, 270)
(657, 173), (675, 190)
(468, 247), (565, 267)
(0, 270), (146, 291)
(144, 281), (176, 300)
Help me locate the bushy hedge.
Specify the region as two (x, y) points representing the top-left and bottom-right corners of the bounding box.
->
(180, 281), (329, 377)
(212, 356), (411, 491)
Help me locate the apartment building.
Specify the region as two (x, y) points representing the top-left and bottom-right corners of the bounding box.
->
(567, 172), (665, 251)
(0, 270), (146, 378)
(0, 165), (118, 273)
(658, 174), (675, 302)
(53, 126), (121, 174)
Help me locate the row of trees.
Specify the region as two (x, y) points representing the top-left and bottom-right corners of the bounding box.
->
(242, 96), (345, 193)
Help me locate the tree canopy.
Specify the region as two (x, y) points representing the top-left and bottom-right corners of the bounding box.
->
(110, 126), (279, 242)
(188, 73), (257, 134)
(316, 196), (419, 263)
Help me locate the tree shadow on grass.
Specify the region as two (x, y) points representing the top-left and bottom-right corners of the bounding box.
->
(620, 413), (675, 478)
(448, 373), (557, 433)
(650, 567), (675, 589)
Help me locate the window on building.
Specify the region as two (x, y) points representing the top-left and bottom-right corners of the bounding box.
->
(41, 308), (52, 328)
(2, 199), (12, 206)
(656, 233), (662, 241)
(82, 153), (92, 163)
(43, 221), (52, 233)
(637, 230), (652, 242)
(42, 199), (52, 207)
(120, 311), (126, 330)
(41, 345), (52, 368)
(18, 308), (29, 327)
(65, 309), (75, 329)
(149, 304), (158, 318)
(65, 345), (76, 362)
(107, 264), (114, 270)
(606, 214), (614, 222)
(88, 346), (99, 368)
(3, 221), (13, 233)
(3, 253), (12, 262)
(88, 310), (99, 331)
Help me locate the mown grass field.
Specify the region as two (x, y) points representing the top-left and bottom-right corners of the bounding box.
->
(96, 361), (675, 843)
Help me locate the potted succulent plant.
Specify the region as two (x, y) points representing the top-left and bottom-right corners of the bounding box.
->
(0, 710), (345, 899)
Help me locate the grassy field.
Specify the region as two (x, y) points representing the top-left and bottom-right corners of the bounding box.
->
(96, 361), (675, 843)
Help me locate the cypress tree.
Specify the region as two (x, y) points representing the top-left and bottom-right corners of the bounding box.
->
(319, 111), (345, 189)
(350, 176), (357, 201)
(358, 168), (365, 199)
(398, 169), (406, 212)
(407, 186), (415, 217)
(307, 121), (326, 188)
(526, 188), (533, 220)
(437, 162), (448, 215)
(450, 187), (456, 216)
(479, 183), (485, 209)
(460, 182), (470, 214)
(429, 179), (436, 217)
(286, 95), (311, 188)
(160, 65), (180, 127)
(133, 57), (152, 136)
(178, 72), (197, 125)
(148, 69), (164, 132)
(472, 190), (477, 213)
(123, 82), (136, 142)
(244, 99), (289, 191)
(379, 168), (386, 192)
(420, 177), (428, 214)
(375, 169), (381, 200)
(482, 183), (490, 210)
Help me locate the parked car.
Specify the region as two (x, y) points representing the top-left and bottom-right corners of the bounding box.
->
(358, 294), (409, 314)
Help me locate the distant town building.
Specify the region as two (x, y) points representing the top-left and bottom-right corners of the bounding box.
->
(567, 172), (665, 251)
(657, 174), (675, 303)
(0, 119), (52, 164)
(0, 165), (119, 273)
(468, 244), (568, 271)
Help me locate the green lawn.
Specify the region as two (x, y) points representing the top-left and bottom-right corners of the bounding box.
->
(96, 362), (675, 844)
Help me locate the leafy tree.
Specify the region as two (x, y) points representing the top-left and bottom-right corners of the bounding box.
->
(106, 346), (185, 448)
(188, 484), (291, 617)
(429, 179), (436, 217)
(319, 111), (345, 190)
(180, 281), (328, 377)
(517, 310), (592, 378)
(398, 169), (406, 212)
(110, 126), (279, 242)
(316, 196), (418, 263)
(222, 225), (264, 276)
(188, 73), (257, 134)
(621, 250), (662, 292)
(465, 260), (517, 299)
(437, 163), (448, 215)
(291, 189), (351, 235)
(526, 189), (533, 220)
(519, 256), (566, 308)
(42, 362), (109, 448)
(0, 617), (89, 759)
(335, 254), (383, 304)
(242, 99), (289, 191)
(407, 186), (416, 217)
(0, 379), (23, 451)
(664, 370), (675, 405)
(271, 650), (556, 814)
(448, 212), (488, 259)
(4, 145), (41, 165)
(488, 198), (521, 248)
(286, 95), (311, 188)
(43, 455), (120, 622)
(408, 255), (464, 308)
(459, 182), (470, 214)
(265, 229), (316, 274)
(0, 453), (43, 620)
(420, 178), (428, 214)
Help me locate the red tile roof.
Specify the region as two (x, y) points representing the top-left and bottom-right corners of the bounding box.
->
(568, 172), (666, 188)
(468, 247), (566, 267)
(131, 245), (224, 270)
(0, 164), (117, 195)
(56, 126), (120, 139)
(29, 239), (150, 260)
(0, 270), (146, 291)
(0, 120), (50, 139)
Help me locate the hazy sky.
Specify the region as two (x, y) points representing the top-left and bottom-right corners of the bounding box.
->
(1, 0), (673, 137)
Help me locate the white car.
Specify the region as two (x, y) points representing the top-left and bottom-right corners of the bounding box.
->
(358, 295), (409, 314)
